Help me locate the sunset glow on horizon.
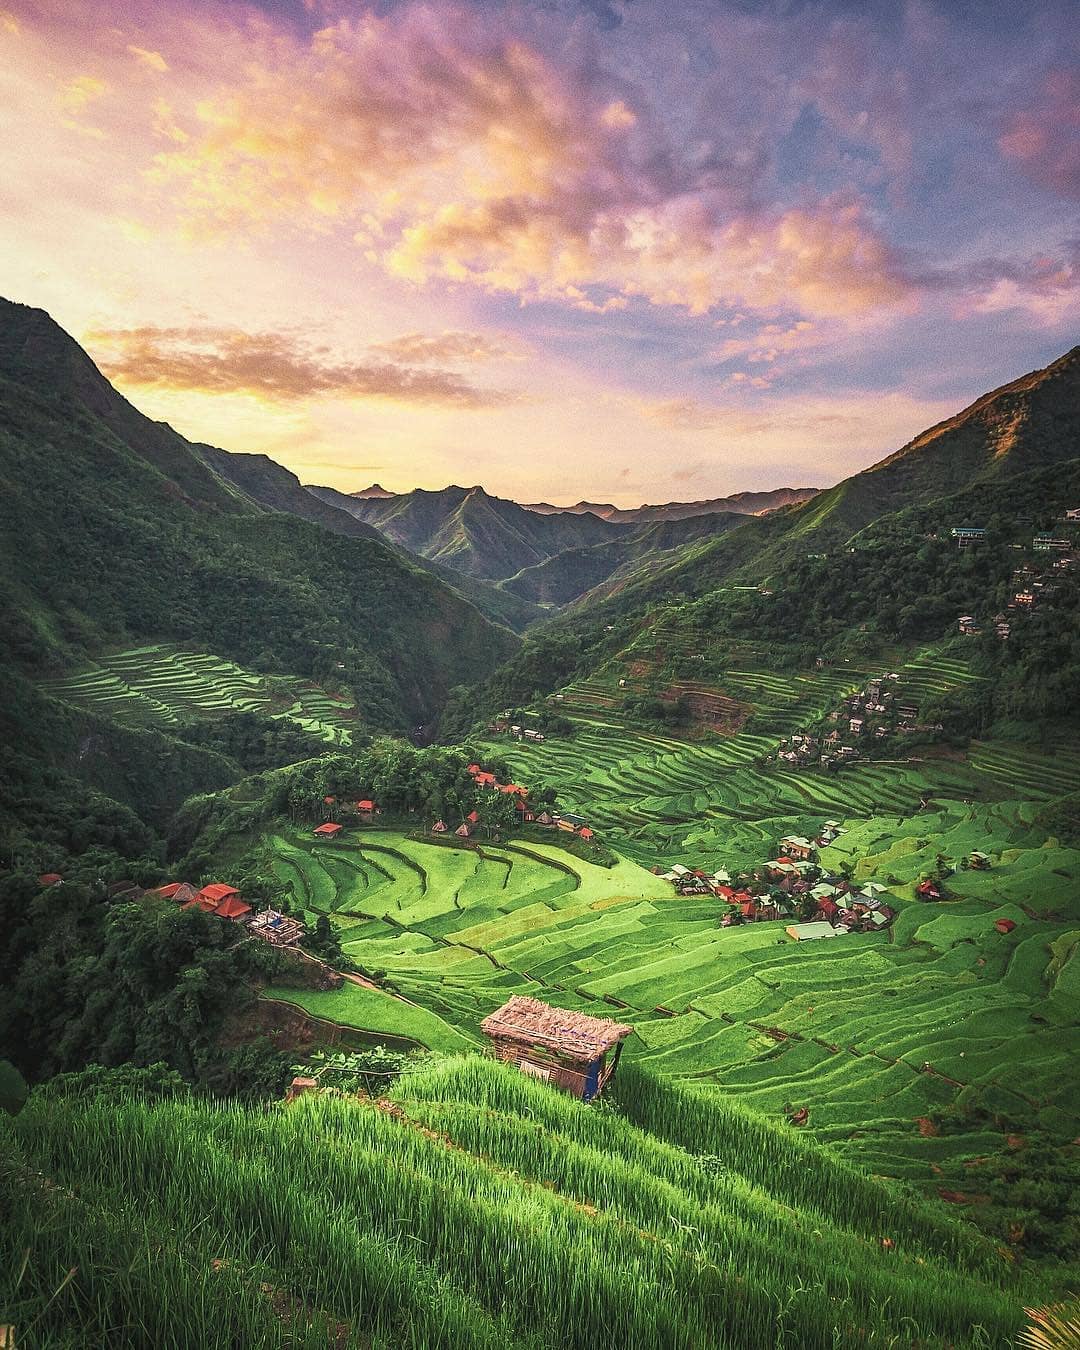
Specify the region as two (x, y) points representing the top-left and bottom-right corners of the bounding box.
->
(2, 0), (1078, 503)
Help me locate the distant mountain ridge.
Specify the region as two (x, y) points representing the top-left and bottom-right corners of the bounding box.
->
(522, 487), (821, 522)
(306, 482), (628, 582)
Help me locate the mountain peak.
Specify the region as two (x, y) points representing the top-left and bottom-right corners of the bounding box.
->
(351, 483), (395, 499)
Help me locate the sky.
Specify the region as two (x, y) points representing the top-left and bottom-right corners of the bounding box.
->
(1, 0), (1078, 504)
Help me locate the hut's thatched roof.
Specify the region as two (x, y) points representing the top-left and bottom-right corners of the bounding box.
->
(481, 996), (632, 1062)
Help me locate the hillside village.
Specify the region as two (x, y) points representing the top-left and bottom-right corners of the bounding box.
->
(656, 826), (899, 938)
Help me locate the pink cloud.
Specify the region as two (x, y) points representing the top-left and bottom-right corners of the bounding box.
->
(130, 6), (916, 320)
(998, 71), (1080, 199)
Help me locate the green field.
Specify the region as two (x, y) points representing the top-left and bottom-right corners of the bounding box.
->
(41, 643), (359, 745)
(259, 809), (1080, 1206)
(3, 1054), (1038, 1348)
(480, 642), (1080, 874)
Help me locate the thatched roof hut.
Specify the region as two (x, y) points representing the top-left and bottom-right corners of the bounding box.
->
(480, 996), (633, 1101)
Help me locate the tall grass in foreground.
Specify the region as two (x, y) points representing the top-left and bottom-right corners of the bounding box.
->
(1, 1055), (1033, 1348)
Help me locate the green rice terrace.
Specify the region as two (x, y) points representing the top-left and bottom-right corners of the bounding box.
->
(3, 1055), (1042, 1349)
(40, 643), (359, 745)
(259, 803), (1080, 1212)
(478, 641), (1080, 873)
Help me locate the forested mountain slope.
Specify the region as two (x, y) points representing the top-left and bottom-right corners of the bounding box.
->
(200, 445), (543, 632)
(563, 344), (1080, 620)
(0, 299), (514, 721)
(501, 509), (744, 605)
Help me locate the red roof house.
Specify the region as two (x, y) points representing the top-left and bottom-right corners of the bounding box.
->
(37, 873), (63, 887)
(579, 827), (594, 840)
(313, 822), (343, 837)
(817, 897), (840, 921)
(715, 885), (736, 900)
(323, 796), (336, 805)
(994, 918), (1017, 934)
(356, 799), (375, 811)
(467, 809), (480, 823)
(467, 764), (480, 774)
(182, 895), (220, 914)
(456, 821), (474, 837)
(153, 881), (186, 900)
(474, 771), (497, 787)
(197, 883), (241, 905)
(432, 819), (447, 833)
(214, 896), (253, 921)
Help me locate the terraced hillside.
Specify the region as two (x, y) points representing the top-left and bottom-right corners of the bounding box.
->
(41, 644), (359, 745)
(4, 1056), (1033, 1349)
(259, 811), (1080, 1206)
(484, 643), (1034, 872)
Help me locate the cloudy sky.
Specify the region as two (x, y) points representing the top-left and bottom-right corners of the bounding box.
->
(2, 0), (1077, 503)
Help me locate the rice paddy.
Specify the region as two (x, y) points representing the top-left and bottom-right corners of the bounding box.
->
(1, 1054), (1036, 1348)
(260, 802), (1080, 1200)
(40, 643), (359, 745)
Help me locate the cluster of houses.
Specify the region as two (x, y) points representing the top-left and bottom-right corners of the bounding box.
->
(951, 525), (1076, 552)
(488, 713), (546, 742)
(771, 673), (940, 768)
(958, 544), (1074, 640)
(147, 881), (306, 946)
(657, 829), (898, 940)
(430, 764), (595, 842)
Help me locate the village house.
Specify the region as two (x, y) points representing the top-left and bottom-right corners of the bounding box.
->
(313, 821), (343, 838)
(1033, 534), (1070, 551)
(354, 799), (379, 822)
(849, 717), (864, 735)
(557, 812), (589, 834)
(969, 851), (991, 870)
(951, 525), (985, 547)
(480, 996), (632, 1102)
(1013, 590), (1036, 608)
(779, 835), (815, 861)
(37, 872), (63, 887)
(431, 819), (447, 833)
(250, 909), (305, 947)
(154, 881), (252, 922)
(785, 921), (838, 941)
(957, 615), (978, 635)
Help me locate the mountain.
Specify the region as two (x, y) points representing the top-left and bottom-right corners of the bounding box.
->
(522, 487), (821, 522)
(306, 482), (628, 581)
(199, 447), (543, 633)
(196, 444), (387, 542)
(501, 511), (743, 606)
(0, 299), (517, 799)
(562, 345), (1080, 618)
(353, 482), (395, 498)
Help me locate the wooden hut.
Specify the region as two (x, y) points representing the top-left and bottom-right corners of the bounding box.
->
(480, 996), (632, 1102)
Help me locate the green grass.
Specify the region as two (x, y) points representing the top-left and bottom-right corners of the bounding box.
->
(1, 1055), (1037, 1349)
(260, 982), (477, 1054)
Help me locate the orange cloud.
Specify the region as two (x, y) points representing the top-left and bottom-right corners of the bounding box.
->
(368, 330), (518, 364)
(85, 325), (519, 409)
(127, 44), (168, 73)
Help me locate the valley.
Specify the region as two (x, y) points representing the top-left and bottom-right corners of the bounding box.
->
(2, 306), (1079, 1348)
